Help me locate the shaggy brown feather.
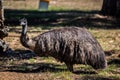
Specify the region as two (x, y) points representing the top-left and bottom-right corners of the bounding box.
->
(32, 27), (107, 71)
(20, 18), (107, 72)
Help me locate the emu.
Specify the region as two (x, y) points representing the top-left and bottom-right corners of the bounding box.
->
(20, 18), (107, 72)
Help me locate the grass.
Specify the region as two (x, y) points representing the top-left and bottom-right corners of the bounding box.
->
(4, 24), (120, 80)
(1, 0), (120, 80)
(2, 27), (120, 80)
(98, 64), (120, 78)
(4, 0), (103, 11)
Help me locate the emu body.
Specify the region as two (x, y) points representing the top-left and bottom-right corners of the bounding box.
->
(20, 19), (107, 72)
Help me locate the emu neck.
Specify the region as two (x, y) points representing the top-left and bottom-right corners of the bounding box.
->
(20, 25), (36, 50)
(22, 25), (27, 35)
(20, 25), (30, 48)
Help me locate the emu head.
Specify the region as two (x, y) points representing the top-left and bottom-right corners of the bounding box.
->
(19, 18), (36, 50)
(20, 18), (28, 35)
(20, 18), (27, 26)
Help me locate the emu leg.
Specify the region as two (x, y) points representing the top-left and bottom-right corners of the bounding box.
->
(65, 62), (74, 72)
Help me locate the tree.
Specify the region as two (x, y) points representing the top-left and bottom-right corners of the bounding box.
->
(0, 0), (8, 54)
(101, 0), (120, 16)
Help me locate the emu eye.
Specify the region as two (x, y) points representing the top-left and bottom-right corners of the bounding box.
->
(21, 22), (26, 25)
(25, 36), (29, 40)
(27, 37), (29, 40)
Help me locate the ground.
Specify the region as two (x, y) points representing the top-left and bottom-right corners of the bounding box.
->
(0, 0), (120, 80)
(1, 23), (120, 80)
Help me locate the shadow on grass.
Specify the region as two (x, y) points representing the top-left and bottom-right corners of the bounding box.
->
(0, 49), (119, 74)
(73, 70), (96, 74)
(77, 76), (118, 80)
(0, 49), (36, 60)
(1, 62), (97, 75)
(108, 59), (120, 65)
(0, 49), (96, 74)
(104, 50), (120, 56)
(4, 63), (68, 73)
(4, 9), (120, 30)
(104, 50), (120, 65)
(0, 49), (120, 74)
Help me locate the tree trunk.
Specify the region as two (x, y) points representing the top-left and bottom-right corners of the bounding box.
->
(101, 0), (120, 16)
(0, 0), (4, 21)
(0, 0), (8, 54)
(0, 0), (8, 39)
